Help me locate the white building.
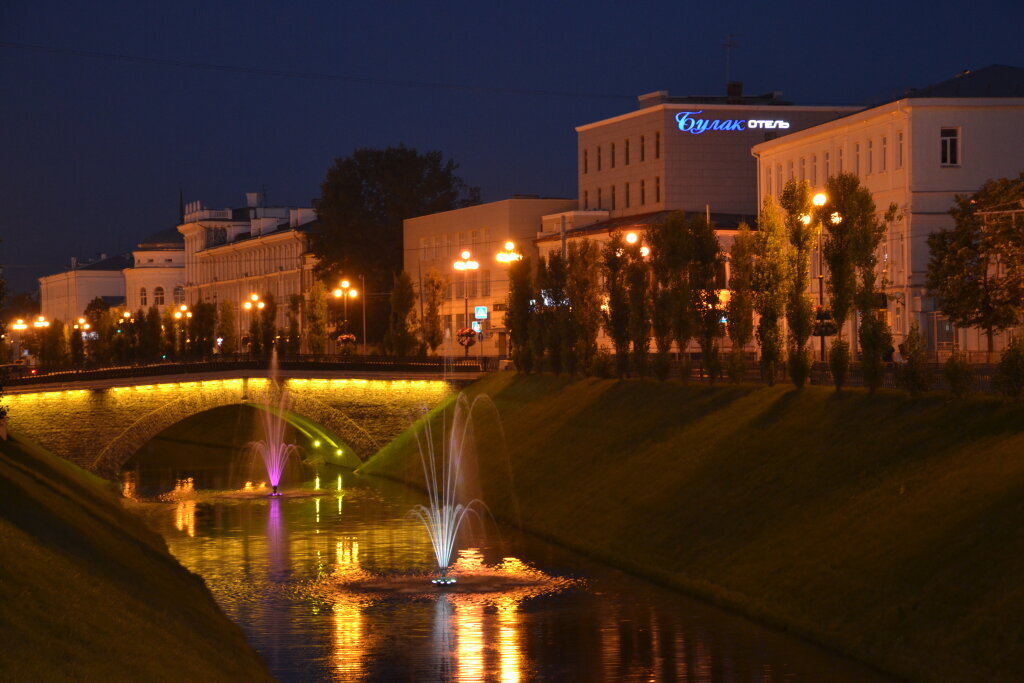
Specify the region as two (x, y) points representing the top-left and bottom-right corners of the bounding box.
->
(177, 192), (318, 341)
(752, 65), (1024, 355)
(403, 196), (577, 356)
(123, 227), (185, 313)
(39, 254), (129, 323)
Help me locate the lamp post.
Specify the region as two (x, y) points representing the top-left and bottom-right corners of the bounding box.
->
(453, 250), (479, 356)
(243, 294), (264, 355)
(495, 242), (523, 360)
(333, 279), (359, 354)
(812, 192), (842, 362)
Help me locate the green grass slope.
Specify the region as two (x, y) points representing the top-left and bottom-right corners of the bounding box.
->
(361, 372), (1024, 682)
(0, 434), (272, 681)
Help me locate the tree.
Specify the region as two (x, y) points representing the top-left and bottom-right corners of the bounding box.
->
(625, 244), (651, 376)
(142, 306), (162, 361)
(753, 196), (789, 385)
(420, 268), (447, 355)
(85, 297), (114, 363)
(900, 321), (931, 396)
(780, 179), (817, 388)
(284, 295), (302, 356)
(188, 302), (217, 358)
(384, 271), (418, 356)
(217, 301), (237, 355)
(0, 268), (5, 422)
(565, 240), (603, 375)
(312, 146), (480, 343)
(601, 232), (631, 378)
(161, 307), (178, 359)
(39, 320), (70, 366)
(927, 173), (1024, 354)
(304, 282), (328, 355)
(648, 212), (695, 380)
(69, 324), (85, 365)
(995, 335), (1024, 400)
(259, 292), (278, 355)
(505, 258), (533, 371)
(726, 224), (756, 383)
(689, 215), (725, 384)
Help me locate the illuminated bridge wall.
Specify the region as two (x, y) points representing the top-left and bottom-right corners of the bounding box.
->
(6, 377), (454, 476)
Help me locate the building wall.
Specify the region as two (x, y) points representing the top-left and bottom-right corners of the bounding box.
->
(753, 97), (1024, 354)
(403, 197), (577, 354)
(123, 248), (185, 312)
(39, 271), (125, 323)
(578, 104), (858, 218)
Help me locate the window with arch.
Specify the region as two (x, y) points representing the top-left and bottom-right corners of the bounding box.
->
(154, 286), (165, 306)
(140, 287), (147, 307)
(173, 285), (185, 304)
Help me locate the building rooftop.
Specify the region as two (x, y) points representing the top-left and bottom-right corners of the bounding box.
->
(78, 254), (133, 271)
(536, 210), (753, 243)
(138, 227), (184, 249)
(637, 82), (790, 109)
(904, 64), (1024, 99)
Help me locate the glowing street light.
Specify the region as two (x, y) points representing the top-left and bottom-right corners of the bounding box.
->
(495, 241), (522, 263)
(334, 279), (358, 337)
(453, 249), (479, 322)
(32, 315), (50, 329)
(813, 192), (827, 207)
(625, 232), (639, 244)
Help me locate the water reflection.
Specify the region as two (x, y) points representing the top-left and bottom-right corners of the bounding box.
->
(129, 473), (887, 682)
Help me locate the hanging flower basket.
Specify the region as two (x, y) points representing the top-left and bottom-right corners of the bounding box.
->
(456, 327), (477, 348)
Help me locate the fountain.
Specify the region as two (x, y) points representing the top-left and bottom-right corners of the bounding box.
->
(410, 394), (487, 585)
(247, 389), (302, 496)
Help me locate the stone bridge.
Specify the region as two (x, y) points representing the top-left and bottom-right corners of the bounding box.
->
(5, 373), (456, 477)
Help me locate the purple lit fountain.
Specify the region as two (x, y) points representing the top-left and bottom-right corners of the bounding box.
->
(247, 384), (301, 496)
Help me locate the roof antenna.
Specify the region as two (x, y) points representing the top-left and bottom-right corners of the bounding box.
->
(724, 34), (737, 89)
(178, 184), (185, 224)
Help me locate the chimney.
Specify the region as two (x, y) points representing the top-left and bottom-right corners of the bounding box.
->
(726, 81), (743, 102)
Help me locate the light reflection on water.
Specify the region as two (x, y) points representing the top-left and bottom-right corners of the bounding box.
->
(123, 469), (893, 683)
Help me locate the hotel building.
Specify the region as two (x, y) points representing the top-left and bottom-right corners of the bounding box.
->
(752, 65), (1024, 355)
(122, 227), (186, 313)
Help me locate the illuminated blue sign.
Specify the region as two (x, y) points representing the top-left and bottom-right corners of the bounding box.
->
(471, 320), (482, 333)
(474, 306), (488, 320)
(675, 110), (790, 135)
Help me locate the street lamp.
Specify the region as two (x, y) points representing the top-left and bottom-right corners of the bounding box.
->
(812, 193), (843, 361)
(495, 241), (522, 263)
(453, 249), (479, 327)
(333, 279), (358, 333)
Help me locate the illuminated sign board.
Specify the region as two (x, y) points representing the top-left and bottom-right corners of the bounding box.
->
(675, 110), (790, 135)
(474, 306), (488, 320)
(471, 321), (483, 333)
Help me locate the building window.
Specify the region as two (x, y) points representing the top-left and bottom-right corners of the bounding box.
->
(867, 139), (874, 174)
(482, 270), (491, 297)
(766, 168), (772, 197)
(597, 145), (602, 171)
(625, 139), (630, 165)
(597, 187), (602, 208)
(941, 128), (960, 166)
(799, 157), (805, 180)
(896, 132), (904, 168)
(854, 143), (860, 176)
(824, 151), (830, 178)
(583, 190), (589, 209)
(640, 179), (646, 205)
(173, 285), (185, 305)
(154, 286), (165, 306)
(640, 135), (646, 162)
(655, 132), (661, 159)
(880, 137), (887, 172)
(776, 164), (782, 193)
(140, 287), (147, 307)
(838, 147), (844, 174)
(655, 176), (661, 203)
(583, 149), (588, 174)
(811, 155), (817, 185)
(787, 160), (794, 180)
(625, 182), (631, 208)
(611, 184), (616, 210)
(610, 142), (616, 168)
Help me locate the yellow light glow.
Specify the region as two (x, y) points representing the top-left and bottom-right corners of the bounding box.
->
(333, 288), (342, 298)
(454, 261), (466, 271)
(831, 212), (843, 225)
(243, 301), (252, 310)
(625, 232), (638, 244)
(504, 241), (515, 251)
(800, 214), (811, 225)
(123, 311), (131, 318)
(640, 245), (650, 257)
(461, 250), (471, 259)
(174, 311), (182, 319)
(179, 304), (187, 312)
(257, 301), (265, 309)
(250, 294), (259, 301)
(77, 318), (86, 325)
(341, 279), (350, 289)
(313, 440), (321, 448)
(349, 289), (358, 298)
(813, 193), (827, 206)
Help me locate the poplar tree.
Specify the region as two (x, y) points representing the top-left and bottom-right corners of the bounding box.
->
(566, 240), (603, 374)
(689, 215), (724, 384)
(625, 243), (651, 376)
(420, 268), (447, 355)
(726, 224), (756, 383)
(649, 214), (688, 381)
(217, 300), (237, 355)
(506, 258), (534, 371)
(601, 232), (632, 378)
(384, 271), (418, 356)
(285, 295), (302, 356)
(259, 292), (278, 355)
(780, 179), (817, 388)
(753, 196), (789, 385)
(304, 282), (329, 355)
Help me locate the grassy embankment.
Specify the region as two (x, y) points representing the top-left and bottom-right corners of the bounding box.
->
(361, 372), (1024, 682)
(0, 433), (272, 681)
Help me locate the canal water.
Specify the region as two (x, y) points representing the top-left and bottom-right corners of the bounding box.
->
(123, 446), (890, 682)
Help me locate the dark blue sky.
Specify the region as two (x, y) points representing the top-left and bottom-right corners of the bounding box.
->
(2, 0), (1022, 293)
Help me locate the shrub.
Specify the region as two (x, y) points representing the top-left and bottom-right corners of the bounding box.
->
(589, 347), (615, 379)
(788, 345), (813, 389)
(829, 338), (850, 390)
(727, 347), (746, 384)
(995, 336), (1024, 400)
(943, 350), (973, 399)
(899, 322), (931, 397)
(653, 352), (672, 381)
(859, 310), (893, 394)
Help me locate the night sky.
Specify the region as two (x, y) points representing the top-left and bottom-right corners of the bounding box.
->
(2, 0), (1022, 293)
